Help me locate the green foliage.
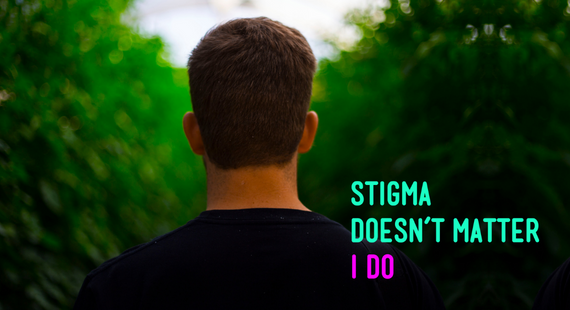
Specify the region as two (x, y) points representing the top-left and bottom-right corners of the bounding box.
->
(300, 0), (570, 308)
(0, 0), (205, 308)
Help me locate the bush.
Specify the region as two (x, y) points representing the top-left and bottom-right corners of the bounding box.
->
(301, 0), (570, 308)
(0, 0), (205, 308)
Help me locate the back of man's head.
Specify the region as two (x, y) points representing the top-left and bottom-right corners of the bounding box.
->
(187, 17), (317, 170)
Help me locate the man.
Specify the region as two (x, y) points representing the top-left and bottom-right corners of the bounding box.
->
(74, 17), (445, 309)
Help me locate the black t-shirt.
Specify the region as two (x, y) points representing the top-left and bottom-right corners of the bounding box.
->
(533, 257), (570, 310)
(74, 208), (445, 309)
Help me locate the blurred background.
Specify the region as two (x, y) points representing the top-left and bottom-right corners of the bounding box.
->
(123, 0), (385, 66)
(1, 0), (570, 309)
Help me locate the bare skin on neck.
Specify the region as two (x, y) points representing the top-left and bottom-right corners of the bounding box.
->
(182, 111), (318, 212)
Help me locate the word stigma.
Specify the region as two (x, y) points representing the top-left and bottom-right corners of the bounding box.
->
(351, 181), (431, 206)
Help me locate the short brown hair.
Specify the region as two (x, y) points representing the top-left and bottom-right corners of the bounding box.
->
(188, 17), (317, 169)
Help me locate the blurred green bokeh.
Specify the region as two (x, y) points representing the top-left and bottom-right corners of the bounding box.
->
(0, 0), (205, 308)
(2, 0), (570, 309)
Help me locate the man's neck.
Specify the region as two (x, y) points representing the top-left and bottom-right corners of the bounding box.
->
(204, 157), (310, 212)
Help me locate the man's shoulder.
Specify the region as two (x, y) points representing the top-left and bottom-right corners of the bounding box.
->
(84, 221), (193, 282)
(83, 211), (347, 278)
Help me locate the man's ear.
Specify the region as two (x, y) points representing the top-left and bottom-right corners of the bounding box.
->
(183, 112), (205, 155)
(298, 111), (318, 154)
